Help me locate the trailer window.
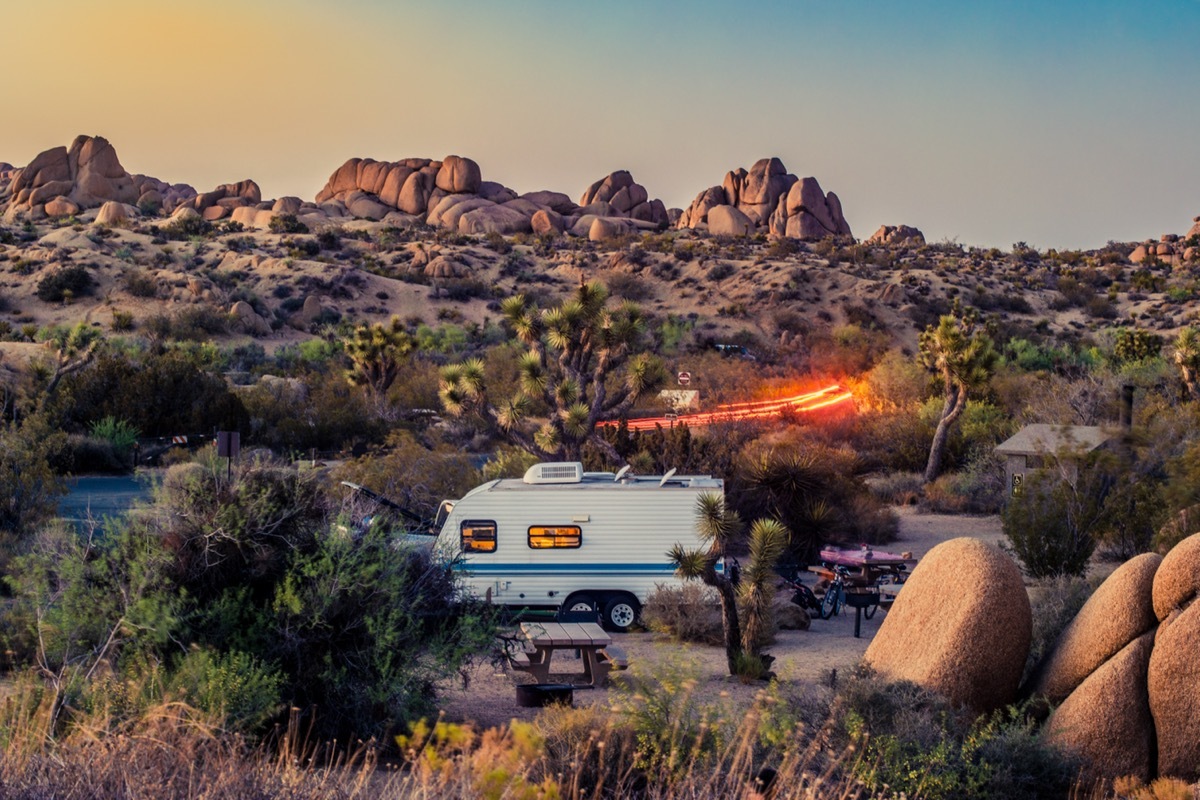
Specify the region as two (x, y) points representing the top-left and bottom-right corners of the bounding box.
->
(528, 525), (582, 549)
(461, 520), (497, 552)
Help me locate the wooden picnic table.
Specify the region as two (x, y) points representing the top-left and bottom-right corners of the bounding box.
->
(510, 621), (621, 687)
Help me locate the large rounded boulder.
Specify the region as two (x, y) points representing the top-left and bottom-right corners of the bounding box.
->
(1152, 531), (1200, 620)
(863, 538), (1031, 713)
(1028, 552), (1161, 703)
(1045, 632), (1155, 783)
(1148, 603), (1200, 782)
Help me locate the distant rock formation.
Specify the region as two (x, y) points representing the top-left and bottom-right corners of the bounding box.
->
(866, 224), (925, 246)
(578, 170), (669, 227)
(0, 135), (197, 222)
(677, 157), (852, 240)
(311, 156), (669, 237)
(1128, 216), (1200, 265)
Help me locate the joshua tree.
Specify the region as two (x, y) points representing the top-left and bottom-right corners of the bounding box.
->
(439, 281), (664, 464)
(343, 316), (414, 414)
(918, 308), (997, 484)
(668, 492), (789, 678)
(42, 322), (103, 402)
(1174, 326), (1200, 400)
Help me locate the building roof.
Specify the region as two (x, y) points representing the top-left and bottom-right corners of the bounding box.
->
(994, 424), (1115, 457)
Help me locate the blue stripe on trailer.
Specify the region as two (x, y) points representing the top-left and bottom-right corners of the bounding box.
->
(456, 562), (677, 574)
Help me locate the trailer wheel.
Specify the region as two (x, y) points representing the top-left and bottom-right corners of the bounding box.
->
(563, 593), (598, 614)
(603, 595), (640, 632)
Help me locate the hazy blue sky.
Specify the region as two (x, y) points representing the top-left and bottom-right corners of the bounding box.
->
(5, 0), (1198, 247)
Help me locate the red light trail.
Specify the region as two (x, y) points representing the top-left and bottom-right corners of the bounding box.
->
(601, 385), (854, 432)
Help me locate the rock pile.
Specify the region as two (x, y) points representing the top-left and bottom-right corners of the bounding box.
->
(866, 224), (925, 246)
(0, 135), (198, 222)
(1129, 219), (1200, 265)
(676, 157), (852, 240)
(864, 534), (1200, 784)
(311, 157), (669, 240)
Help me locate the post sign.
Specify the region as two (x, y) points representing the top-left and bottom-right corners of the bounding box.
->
(217, 431), (241, 459)
(677, 371), (691, 386)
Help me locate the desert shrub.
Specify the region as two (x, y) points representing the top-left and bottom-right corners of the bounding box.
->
(0, 415), (68, 541)
(867, 471), (925, 505)
(124, 269), (160, 298)
(36, 265), (94, 302)
(604, 271), (654, 301)
(706, 262), (735, 282)
(730, 443), (897, 568)
(268, 214), (308, 235)
(61, 433), (127, 473)
(110, 310), (135, 331)
(239, 372), (382, 452)
(253, 525), (495, 738)
(480, 446), (540, 481)
(158, 214), (212, 240)
(1112, 327), (1164, 364)
(331, 430), (480, 523)
(166, 648), (284, 731)
(641, 583), (724, 645)
(921, 451), (1007, 514)
(1022, 575), (1095, 684)
(156, 460), (327, 597)
(833, 669), (1077, 800)
(1002, 463), (1102, 578)
(57, 350), (248, 438)
(89, 416), (140, 453)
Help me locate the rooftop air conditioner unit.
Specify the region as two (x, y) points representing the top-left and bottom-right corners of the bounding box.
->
(523, 462), (584, 485)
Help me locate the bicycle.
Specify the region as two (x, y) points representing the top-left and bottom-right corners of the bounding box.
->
(817, 565), (851, 620)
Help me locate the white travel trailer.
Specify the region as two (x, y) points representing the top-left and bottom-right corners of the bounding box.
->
(433, 461), (724, 631)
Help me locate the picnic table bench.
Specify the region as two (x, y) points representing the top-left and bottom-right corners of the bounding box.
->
(505, 621), (628, 688)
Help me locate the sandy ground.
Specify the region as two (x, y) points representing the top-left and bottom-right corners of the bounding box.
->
(437, 508), (1005, 730)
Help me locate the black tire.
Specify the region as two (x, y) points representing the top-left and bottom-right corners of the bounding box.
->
(602, 595), (640, 632)
(819, 584), (841, 620)
(564, 593), (598, 613)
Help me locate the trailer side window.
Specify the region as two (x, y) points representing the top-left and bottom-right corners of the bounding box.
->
(528, 525), (582, 549)
(461, 520), (497, 553)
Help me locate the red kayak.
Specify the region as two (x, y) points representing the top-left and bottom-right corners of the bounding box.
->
(818, 545), (914, 568)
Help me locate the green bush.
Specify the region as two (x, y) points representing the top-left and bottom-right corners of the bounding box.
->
(36, 265), (94, 302)
(89, 416), (140, 453)
(269, 214), (308, 235)
(167, 648), (283, 731)
(834, 669), (1077, 800)
(1001, 465), (1100, 578)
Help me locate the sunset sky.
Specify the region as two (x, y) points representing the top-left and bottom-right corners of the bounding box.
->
(5, 0), (1198, 248)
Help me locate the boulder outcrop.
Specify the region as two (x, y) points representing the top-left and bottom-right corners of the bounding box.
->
(707, 205), (754, 237)
(863, 538), (1030, 713)
(1045, 632), (1156, 783)
(677, 158), (851, 240)
(1148, 603), (1200, 782)
(1, 135), (196, 220)
(867, 224), (926, 246)
(1150, 529), (1200, 620)
(1028, 552), (1161, 704)
(578, 170), (668, 228)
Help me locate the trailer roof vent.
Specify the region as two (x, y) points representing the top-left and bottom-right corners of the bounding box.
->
(523, 462), (584, 484)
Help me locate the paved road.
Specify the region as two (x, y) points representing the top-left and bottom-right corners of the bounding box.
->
(58, 475), (155, 527)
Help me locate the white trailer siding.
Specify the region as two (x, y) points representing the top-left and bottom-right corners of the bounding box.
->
(435, 471), (722, 612)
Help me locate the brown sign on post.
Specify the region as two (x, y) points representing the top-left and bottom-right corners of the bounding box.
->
(217, 431), (241, 459)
